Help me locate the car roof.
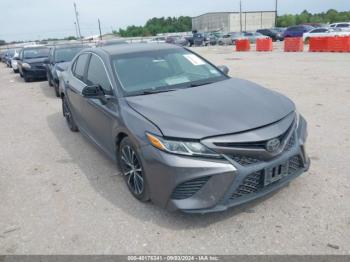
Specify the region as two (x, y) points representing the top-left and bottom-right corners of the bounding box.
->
(99, 43), (182, 56)
(53, 44), (87, 49)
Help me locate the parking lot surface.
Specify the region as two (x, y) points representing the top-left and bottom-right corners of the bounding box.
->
(1, 45), (350, 255)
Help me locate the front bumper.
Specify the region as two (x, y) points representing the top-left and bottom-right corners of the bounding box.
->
(140, 115), (310, 213)
(23, 68), (47, 79)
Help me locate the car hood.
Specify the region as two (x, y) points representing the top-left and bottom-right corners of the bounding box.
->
(55, 62), (70, 71)
(126, 78), (295, 139)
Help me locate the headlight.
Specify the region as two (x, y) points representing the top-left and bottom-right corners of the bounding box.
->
(146, 133), (221, 158)
(56, 69), (62, 78)
(22, 63), (31, 69)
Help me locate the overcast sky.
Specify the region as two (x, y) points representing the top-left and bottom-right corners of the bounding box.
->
(0, 0), (348, 41)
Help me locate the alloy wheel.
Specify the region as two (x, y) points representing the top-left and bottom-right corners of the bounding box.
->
(120, 145), (144, 195)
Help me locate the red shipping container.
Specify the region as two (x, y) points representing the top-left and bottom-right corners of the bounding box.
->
(236, 39), (250, 51)
(284, 37), (304, 52)
(256, 38), (273, 51)
(328, 36), (350, 52)
(309, 37), (329, 52)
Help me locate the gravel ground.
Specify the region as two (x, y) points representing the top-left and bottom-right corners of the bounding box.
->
(0, 45), (349, 255)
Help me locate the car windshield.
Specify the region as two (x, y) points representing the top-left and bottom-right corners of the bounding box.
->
(54, 47), (83, 62)
(112, 48), (227, 96)
(23, 48), (49, 59)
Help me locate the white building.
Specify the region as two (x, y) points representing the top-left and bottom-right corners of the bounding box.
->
(192, 11), (276, 33)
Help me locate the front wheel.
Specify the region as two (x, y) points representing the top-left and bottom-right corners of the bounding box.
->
(118, 137), (150, 202)
(47, 72), (53, 87)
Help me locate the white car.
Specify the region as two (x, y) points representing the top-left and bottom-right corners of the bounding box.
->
(303, 27), (350, 42)
(10, 49), (21, 73)
(329, 22), (350, 32)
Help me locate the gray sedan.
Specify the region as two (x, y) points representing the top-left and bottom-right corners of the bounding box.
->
(60, 43), (310, 213)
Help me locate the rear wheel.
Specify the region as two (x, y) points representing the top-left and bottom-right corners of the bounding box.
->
(118, 137), (150, 202)
(62, 97), (79, 132)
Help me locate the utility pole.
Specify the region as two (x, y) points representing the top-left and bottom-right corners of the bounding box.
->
(98, 19), (102, 40)
(275, 0), (278, 27)
(239, 0), (243, 33)
(74, 22), (79, 39)
(74, 2), (82, 39)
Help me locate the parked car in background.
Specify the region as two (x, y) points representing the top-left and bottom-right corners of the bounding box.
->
(46, 44), (86, 97)
(0, 50), (6, 62)
(329, 22), (350, 32)
(184, 35), (194, 47)
(17, 46), (50, 82)
(303, 27), (350, 43)
(60, 43), (309, 213)
(243, 32), (267, 43)
(283, 25), (314, 38)
(96, 39), (128, 47)
(3, 49), (18, 67)
(257, 29), (284, 41)
(218, 32), (243, 45)
(165, 35), (189, 46)
(11, 49), (21, 73)
(148, 36), (166, 43)
(193, 33), (217, 46)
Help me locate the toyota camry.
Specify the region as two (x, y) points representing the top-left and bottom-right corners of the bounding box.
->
(59, 43), (310, 213)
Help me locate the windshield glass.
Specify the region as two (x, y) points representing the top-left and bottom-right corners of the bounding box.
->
(54, 47), (83, 62)
(23, 48), (49, 59)
(112, 48), (227, 96)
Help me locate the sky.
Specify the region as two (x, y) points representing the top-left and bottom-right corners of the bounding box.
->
(0, 0), (349, 41)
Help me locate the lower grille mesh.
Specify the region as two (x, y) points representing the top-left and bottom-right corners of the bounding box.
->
(171, 176), (210, 200)
(230, 155), (303, 199)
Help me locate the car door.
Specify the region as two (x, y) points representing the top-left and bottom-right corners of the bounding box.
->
(66, 53), (90, 130)
(80, 53), (118, 157)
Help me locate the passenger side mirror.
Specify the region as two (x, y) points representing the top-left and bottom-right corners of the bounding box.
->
(218, 65), (229, 75)
(82, 84), (105, 98)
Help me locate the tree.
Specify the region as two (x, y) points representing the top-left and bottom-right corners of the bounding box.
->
(0, 40), (6, 46)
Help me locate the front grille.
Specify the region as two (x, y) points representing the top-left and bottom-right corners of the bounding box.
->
(171, 176), (210, 200)
(231, 171), (264, 198)
(230, 155), (303, 199)
(231, 155), (262, 166)
(284, 133), (296, 152)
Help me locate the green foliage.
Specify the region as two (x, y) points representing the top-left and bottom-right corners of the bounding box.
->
(64, 36), (78, 40)
(277, 9), (350, 27)
(118, 16), (192, 37)
(0, 40), (6, 46)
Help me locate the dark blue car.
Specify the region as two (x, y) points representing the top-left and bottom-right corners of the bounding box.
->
(284, 25), (314, 38)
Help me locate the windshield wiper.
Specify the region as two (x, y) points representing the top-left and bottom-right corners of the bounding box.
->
(187, 81), (215, 88)
(140, 89), (177, 95)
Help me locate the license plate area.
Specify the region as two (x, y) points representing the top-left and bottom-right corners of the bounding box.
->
(264, 162), (289, 186)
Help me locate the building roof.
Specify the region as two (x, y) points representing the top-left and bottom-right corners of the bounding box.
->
(192, 11), (276, 19)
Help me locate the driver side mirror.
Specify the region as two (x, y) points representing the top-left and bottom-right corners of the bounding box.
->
(218, 65), (229, 75)
(82, 84), (105, 98)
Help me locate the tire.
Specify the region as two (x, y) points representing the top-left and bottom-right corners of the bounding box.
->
(62, 97), (79, 132)
(13, 69), (19, 74)
(118, 137), (150, 202)
(23, 73), (30, 82)
(54, 84), (60, 98)
(47, 72), (53, 86)
(19, 71), (23, 78)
